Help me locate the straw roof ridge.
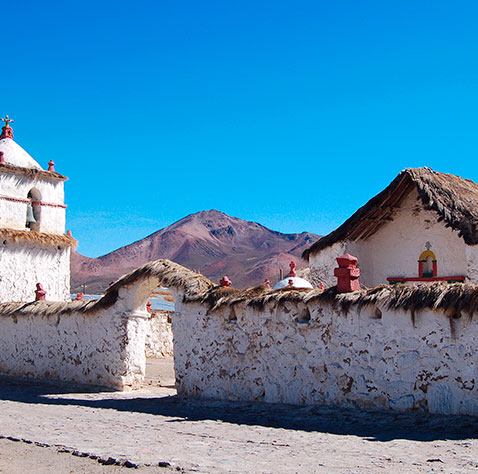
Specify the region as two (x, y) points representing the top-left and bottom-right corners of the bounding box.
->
(0, 162), (68, 181)
(1, 281), (477, 319)
(96, 259), (216, 310)
(0, 228), (77, 249)
(193, 281), (478, 319)
(303, 167), (478, 259)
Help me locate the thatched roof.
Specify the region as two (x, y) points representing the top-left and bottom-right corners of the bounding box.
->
(98, 259), (216, 309)
(0, 162), (67, 182)
(2, 259), (478, 320)
(303, 167), (478, 260)
(0, 228), (77, 249)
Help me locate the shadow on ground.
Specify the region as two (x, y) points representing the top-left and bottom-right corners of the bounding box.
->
(1, 375), (477, 443)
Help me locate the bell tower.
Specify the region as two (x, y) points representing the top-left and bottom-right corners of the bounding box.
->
(0, 115), (76, 302)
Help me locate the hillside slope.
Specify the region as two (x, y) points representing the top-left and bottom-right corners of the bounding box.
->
(71, 210), (319, 292)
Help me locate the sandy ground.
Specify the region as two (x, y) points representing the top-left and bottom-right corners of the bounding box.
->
(1, 358), (478, 473)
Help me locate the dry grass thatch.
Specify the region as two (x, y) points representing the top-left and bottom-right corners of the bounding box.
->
(185, 280), (478, 320)
(95, 259), (216, 310)
(303, 167), (478, 259)
(0, 163), (67, 181)
(3, 260), (478, 320)
(0, 228), (77, 249)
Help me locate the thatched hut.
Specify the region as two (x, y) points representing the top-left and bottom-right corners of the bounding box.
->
(302, 167), (478, 287)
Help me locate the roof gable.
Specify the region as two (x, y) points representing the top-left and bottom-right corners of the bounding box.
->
(303, 168), (478, 259)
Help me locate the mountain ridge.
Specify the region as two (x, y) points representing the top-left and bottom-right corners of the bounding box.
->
(71, 210), (319, 292)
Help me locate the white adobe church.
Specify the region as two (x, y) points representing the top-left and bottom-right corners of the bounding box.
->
(303, 167), (478, 288)
(0, 115), (75, 302)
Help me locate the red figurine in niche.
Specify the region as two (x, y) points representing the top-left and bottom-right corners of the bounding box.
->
(35, 283), (47, 301)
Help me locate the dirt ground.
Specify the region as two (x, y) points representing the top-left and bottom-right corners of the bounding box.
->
(1, 358), (478, 473)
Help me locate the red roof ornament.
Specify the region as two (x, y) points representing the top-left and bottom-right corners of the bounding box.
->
(220, 276), (232, 287)
(0, 115), (14, 139)
(48, 160), (55, 172)
(288, 279), (294, 287)
(287, 261), (297, 277)
(264, 279), (271, 289)
(35, 283), (47, 301)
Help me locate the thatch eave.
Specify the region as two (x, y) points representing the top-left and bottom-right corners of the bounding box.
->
(302, 167), (478, 260)
(0, 163), (68, 182)
(0, 228), (77, 249)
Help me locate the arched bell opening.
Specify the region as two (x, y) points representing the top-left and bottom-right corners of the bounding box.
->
(26, 188), (41, 232)
(418, 250), (437, 278)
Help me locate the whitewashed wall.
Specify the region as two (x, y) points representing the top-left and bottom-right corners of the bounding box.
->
(309, 191), (469, 287)
(0, 173), (65, 234)
(172, 299), (478, 415)
(0, 284), (153, 389)
(145, 310), (174, 358)
(0, 242), (70, 302)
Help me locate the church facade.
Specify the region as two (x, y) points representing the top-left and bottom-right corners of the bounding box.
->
(0, 116), (75, 302)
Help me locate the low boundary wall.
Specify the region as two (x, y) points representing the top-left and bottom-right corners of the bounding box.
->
(172, 298), (478, 415)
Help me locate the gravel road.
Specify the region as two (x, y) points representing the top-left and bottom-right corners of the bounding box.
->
(0, 359), (477, 473)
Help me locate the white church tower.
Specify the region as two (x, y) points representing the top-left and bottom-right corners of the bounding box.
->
(0, 115), (74, 302)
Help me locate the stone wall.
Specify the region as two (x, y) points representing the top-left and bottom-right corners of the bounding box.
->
(145, 310), (174, 358)
(172, 298), (478, 415)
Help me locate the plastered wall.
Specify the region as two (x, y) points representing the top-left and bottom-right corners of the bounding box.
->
(172, 299), (478, 415)
(310, 191), (470, 287)
(0, 285), (153, 389)
(0, 242), (71, 302)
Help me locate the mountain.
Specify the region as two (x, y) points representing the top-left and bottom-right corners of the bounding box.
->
(71, 210), (319, 292)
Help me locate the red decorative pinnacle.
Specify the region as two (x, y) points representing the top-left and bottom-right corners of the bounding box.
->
(35, 283), (47, 301)
(264, 279), (271, 289)
(146, 301), (152, 313)
(220, 276), (232, 287)
(287, 261), (297, 277)
(0, 152), (4, 164)
(74, 292), (85, 301)
(0, 115), (14, 139)
(48, 160), (55, 172)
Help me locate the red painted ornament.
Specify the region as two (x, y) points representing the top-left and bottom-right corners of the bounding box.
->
(48, 160), (55, 172)
(220, 276), (232, 287)
(287, 261), (297, 277)
(334, 254), (361, 293)
(35, 283), (47, 301)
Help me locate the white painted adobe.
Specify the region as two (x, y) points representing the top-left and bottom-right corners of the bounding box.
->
(309, 190), (471, 287)
(273, 276), (313, 289)
(0, 138), (42, 169)
(0, 132), (70, 301)
(172, 297), (478, 415)
(0, 172), (66, 234)
(0, 242), (71, 302)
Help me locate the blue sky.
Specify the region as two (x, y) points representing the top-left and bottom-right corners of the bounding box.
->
(3, 1), (478, 256)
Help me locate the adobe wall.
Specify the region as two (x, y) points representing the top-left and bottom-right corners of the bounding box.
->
(310, 191), (469, 287)
(0, 174), (65, 234)
(0, 242), (70, 302)
(0, 284), (155, 389)
(145, 310), (174, 358)
(172, 299), (478, 415)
